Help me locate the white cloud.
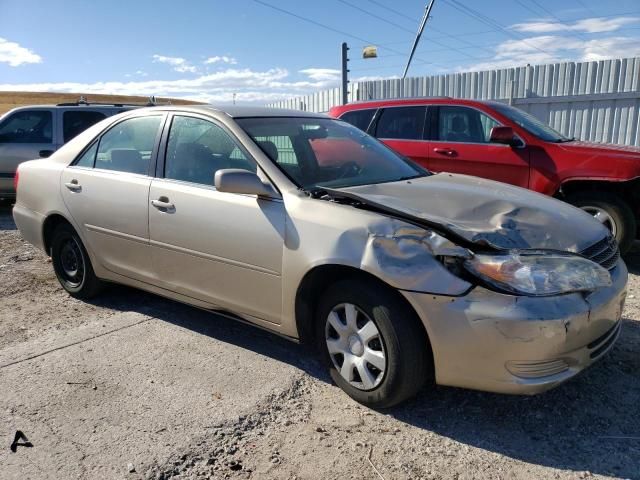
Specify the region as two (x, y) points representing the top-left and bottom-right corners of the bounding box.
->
(580, 37), (640, 61)
(152, 54), (197, 73)
(512, 16), (639, 34)
(299, 68), (341, 82)
(0, 67), (342, 104)
(0, 37), (42, 67)
(204, 56), (237, 65)
(460, 32), (640, 73)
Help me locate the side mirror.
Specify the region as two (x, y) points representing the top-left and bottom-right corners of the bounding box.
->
(214, 169), (278, 198)
(489, 126), (522, 147)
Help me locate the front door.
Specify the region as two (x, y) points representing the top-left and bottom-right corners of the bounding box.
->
(428, 105), (530, 188)
(60, 114), (165, 281)
(148, 114), (285, 323)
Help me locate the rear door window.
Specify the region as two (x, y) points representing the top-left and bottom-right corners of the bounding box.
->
(0, 110), (53, 143)
(339, 109), (376, 132)
(95, 116), (162, 175)
(375, 106), (426, 140)
(63, 110), (107, 142)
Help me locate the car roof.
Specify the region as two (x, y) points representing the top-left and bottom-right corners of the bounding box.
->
(329, 97), (505, 113)
(169, 105), (329, 119)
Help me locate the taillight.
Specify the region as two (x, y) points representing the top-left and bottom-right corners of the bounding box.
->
(13, 168), (19, 193)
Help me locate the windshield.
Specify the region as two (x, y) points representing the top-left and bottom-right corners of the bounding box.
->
(236, 117), (428, 191)
(491, 103), (570, 142)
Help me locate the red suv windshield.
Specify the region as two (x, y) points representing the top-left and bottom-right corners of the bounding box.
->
(490, 102), (570, 142)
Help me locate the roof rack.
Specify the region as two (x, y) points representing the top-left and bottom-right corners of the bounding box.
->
(348, 96), (452, 105)
(56, 95), (163, 107)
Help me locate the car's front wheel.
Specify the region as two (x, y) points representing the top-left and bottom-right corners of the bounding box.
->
(51, 223), (103, 299)
(316, 278), (431, 408)
(566, 191), (636, 254)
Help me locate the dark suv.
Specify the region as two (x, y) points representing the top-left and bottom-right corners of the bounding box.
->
(0, 99), (142, 199)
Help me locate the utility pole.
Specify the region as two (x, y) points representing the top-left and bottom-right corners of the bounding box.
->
(341, 42), (349, 105)
(402, 0), (436, 79)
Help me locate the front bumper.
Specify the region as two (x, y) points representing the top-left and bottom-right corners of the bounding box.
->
(402, 259), (628, 394)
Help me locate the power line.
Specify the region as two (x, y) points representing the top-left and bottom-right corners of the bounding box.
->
(337, 0), (481, 59)
(574, 0), (598, 16)
(251, 0), (445, 68)
(366, 0), (496, 54)
(370, 29), (497, 48)
(441, 0), (560, 57)
(514, 0), (589, 41)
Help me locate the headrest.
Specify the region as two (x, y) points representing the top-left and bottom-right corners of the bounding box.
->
(257, 140), (278, 161)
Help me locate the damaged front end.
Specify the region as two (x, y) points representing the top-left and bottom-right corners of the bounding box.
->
(312, 186), (627, 394)
(323, 187), (616, 299)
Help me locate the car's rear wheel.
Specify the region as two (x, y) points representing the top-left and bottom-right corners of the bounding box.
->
(566, 191), (636, 254)
(51, 223), (103, 299)
(316, 278), (431, 408)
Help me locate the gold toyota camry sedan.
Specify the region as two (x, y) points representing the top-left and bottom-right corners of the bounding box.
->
(13, 106), (627, 407)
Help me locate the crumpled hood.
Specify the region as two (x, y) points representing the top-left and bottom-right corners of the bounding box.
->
(339, 173), (608, 252)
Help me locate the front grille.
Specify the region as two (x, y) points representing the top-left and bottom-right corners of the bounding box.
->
(580, 235), (620, 270)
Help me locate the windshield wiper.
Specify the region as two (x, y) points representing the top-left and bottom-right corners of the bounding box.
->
(555, 137), (575, 143)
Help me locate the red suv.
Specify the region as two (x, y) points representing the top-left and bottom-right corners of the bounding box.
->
(330, 98), (640, 253)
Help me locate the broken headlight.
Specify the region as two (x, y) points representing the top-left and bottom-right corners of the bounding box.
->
(464, 252), (612, 296)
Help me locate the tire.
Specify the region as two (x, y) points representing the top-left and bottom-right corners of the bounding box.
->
(566, 191), (636, 255)
(51, 223), (104, 299)
(316, 278), (431, 408)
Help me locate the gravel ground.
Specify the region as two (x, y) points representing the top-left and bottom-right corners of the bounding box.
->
(1, 204), (639, 480)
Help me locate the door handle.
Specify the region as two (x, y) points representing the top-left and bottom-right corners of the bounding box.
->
(39, 150), (54, 158)
(433, 147), (457, 156)
(151, 197), (175, 211)
(64, 179), (81, 192)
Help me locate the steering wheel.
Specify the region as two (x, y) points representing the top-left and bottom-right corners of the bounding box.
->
(336, 161), (362, 179)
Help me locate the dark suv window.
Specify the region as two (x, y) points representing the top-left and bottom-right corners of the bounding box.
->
(63, 110), (107, 142)
(375, 106), (426, 140)
(0, 110), (53, 143)
(339, 109), (376, 132)
(437, 106), (499, 143)
(94, 116), (162, 175)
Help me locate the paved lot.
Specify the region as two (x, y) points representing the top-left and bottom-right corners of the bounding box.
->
(1, 204), (639, 480)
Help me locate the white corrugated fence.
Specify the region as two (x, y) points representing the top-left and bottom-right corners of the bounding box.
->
(267, 57), (640, 146)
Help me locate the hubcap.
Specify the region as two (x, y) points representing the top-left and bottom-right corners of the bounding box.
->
(59, 238), (84, 287)
(325, 303), (386, 391)
(581, 206), (617, 237)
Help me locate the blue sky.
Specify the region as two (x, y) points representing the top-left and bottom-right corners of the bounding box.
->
(1, 0), (639, 103)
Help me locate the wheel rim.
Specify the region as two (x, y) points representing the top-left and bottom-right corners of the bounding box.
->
(325, 303), (386, 391)
(581, 206), (617, 237)
(59, 237), (85, 287)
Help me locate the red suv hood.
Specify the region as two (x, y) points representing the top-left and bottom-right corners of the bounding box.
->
(337, 173), (608, 252)
(555, 140), (640, 158)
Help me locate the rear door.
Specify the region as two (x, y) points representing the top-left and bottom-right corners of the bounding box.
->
(372, 106), (428, 169)
(0, 109), (55, 195)
(60, 113), (165, 281)
(428, 105), (530, 188)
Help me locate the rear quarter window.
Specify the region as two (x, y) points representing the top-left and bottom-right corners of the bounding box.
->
(339, 109), (376, 132)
